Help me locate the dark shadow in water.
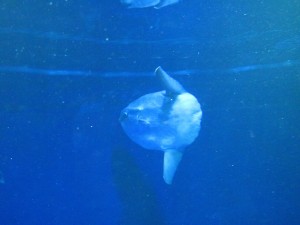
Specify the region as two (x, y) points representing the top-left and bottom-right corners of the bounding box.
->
(112, 146), (166, 225)
(0, 170), (4, 184)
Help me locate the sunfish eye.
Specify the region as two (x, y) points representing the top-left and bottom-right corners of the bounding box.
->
(119, 111), (128, 122)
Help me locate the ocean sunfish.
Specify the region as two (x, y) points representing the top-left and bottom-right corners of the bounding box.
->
(119, 66), (202, 184)
(120, 0), (179, 9)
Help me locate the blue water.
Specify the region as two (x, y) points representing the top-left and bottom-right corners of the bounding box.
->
(0, 0), (299, 224)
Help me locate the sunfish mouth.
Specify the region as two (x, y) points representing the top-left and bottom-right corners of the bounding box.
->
(119, 111), (128, 122)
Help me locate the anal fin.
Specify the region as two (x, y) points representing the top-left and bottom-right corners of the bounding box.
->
(163, 150), (183, 184)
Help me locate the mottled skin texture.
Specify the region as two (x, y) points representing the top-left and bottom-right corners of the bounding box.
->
(120, 91), (201, 151)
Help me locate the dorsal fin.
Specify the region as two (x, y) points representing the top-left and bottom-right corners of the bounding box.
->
(155, 66), (186, 96)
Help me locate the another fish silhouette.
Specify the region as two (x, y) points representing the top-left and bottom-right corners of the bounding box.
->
(119, 66), (202, 184)
(120, 0), (179, 9)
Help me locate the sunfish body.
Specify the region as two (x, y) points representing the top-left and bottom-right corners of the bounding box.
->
(119, 67), (202, 184)
(120, 0), (179, 9)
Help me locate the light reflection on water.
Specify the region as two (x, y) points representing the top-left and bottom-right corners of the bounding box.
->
(0, 60), (298, 77)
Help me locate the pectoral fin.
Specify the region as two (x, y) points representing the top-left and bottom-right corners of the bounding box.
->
(163, 150), (183, 184)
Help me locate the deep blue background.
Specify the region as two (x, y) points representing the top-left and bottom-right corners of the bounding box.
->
(0, 0), (300, 224)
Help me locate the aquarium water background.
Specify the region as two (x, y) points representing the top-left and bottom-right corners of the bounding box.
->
(0, 0), (299, 224)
